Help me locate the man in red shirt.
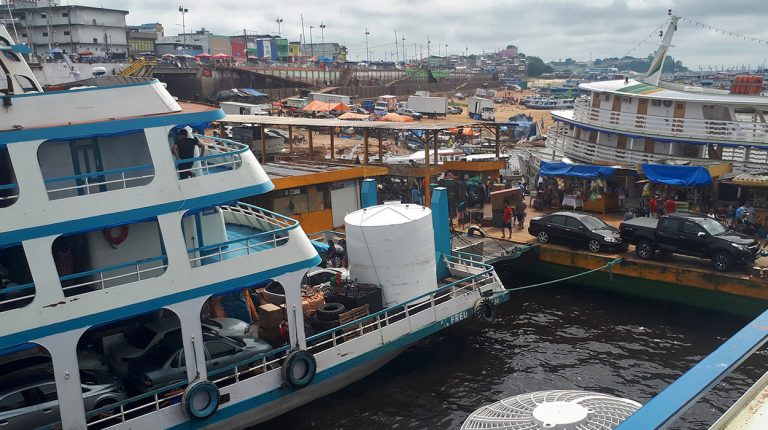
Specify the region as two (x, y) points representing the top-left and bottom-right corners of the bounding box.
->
(648, 197), (658, 218)
(665, 197), (677, 215)
(502, 201), (515, 238)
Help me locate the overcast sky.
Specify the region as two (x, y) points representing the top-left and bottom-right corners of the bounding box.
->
(80, 0), (768, 69)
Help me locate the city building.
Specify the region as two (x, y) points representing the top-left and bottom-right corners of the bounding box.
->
(0, 3), (129, 58)
(156, 28), (230, 56)
(126, 27), (157, 56)
(231, 34), (288, 61)
(299, 42), (347, 61)
(128, 22), (163, 38)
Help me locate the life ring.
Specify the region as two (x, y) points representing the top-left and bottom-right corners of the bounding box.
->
(102, 226), (129, 247)
(467, 226), (486, 238)
(473, 297), (497, 325)
(282, 350), (317, 389)
(181, 379), (220, 420)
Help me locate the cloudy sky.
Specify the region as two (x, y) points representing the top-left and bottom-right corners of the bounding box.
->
(79, 0), (768, 69)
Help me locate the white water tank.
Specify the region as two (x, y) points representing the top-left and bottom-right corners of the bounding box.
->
(344, 204), (437, 307)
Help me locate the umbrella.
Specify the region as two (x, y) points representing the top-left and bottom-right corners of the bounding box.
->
(77, 50), (94, 56)
(213, 53), (232, 59)
(195, 53), (212, 58)
(162, 53), (176, 58)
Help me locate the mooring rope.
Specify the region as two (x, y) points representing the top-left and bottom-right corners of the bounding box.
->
(507, 258), (624, 292)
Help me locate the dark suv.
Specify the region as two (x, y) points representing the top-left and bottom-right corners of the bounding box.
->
(620, 213), (759, 272)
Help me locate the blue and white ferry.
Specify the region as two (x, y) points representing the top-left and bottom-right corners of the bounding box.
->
(0, 27), (508, 429)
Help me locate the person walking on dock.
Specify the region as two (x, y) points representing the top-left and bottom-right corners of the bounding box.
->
(502, 201), (514, 238)
(649, 197), (658, 218)
(664, 196), (677, 215)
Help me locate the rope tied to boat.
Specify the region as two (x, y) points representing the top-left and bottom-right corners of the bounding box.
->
(508, 258), (624, 292)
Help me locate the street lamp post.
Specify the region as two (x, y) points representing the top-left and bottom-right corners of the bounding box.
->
(309, 26), (314, 58)
(178, 6), (188, 52)
(319, 22), (326, 45)
(402, 35), (406, 63)
(427, 36), (431, 58)
(364, 28), (370, 63)
(276, 18), (283, 36)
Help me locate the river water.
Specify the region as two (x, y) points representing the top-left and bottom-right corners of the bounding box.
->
(253, 284), (768, 429)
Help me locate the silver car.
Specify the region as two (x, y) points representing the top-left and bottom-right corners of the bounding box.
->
(0, 368), (126, 430)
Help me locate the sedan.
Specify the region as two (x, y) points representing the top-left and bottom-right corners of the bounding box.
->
(126, 332), (272, 392)
(0, 368), (126, 430)
(528, 211), (627, 252)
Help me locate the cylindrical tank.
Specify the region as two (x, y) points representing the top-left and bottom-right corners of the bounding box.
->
(344, 204), (437, 307)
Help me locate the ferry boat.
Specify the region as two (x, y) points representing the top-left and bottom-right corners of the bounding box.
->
(0, 26), (509, 430)
(546, 14), (768, 173)
(523, 97), (576, 110)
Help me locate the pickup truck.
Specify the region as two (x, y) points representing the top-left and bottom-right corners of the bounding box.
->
(396, 108), (422, 120)
(619, 213), (759, 272)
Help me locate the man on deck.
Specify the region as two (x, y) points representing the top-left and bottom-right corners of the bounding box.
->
(172, 128), (206, 179)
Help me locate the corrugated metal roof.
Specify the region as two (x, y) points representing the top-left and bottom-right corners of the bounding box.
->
(223, 114), (488, 130)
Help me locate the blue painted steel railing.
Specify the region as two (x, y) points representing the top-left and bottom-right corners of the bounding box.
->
(59, 255), (168, 295)
(0, 282), (34, 310)
(81, 251), (503, 428)
(616, 307), (768, 429)
(175, 135), (249, 179)
(187, 203), (298, 267)
(44, 163), (156, 198)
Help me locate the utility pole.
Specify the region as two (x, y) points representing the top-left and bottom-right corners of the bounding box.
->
(309, 26), (314, 58)
(178, 6), (188, 52)
(445, 43), (448, 57)
(394, 29), (399, 64)
(320, 22), (326, 45)
(301, 14), (306, 56)
(402, 35), (406, 63)
(46, 0), (53, 51)
(364, 28), (370, 63)
(275, 18), (283, 36)
(427, 35), (431, 58)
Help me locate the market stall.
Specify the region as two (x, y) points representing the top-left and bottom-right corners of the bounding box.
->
(639, 163), (726, 214)
(724, 173), (768, 225)
(539, 161), (618, 214)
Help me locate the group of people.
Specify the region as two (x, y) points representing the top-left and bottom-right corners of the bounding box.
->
(501, 200), (527, 238)
(644, 195), (678, 218)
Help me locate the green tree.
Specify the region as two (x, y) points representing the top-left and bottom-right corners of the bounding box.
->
(527, 56), (553, 76)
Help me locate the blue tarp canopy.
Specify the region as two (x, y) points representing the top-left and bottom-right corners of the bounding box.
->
(641, 164), (712, 186)
(540, 161), (615, 179)
(240, 88), (267, 97)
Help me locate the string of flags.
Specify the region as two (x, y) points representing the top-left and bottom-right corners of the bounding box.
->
(623, 20), (669, 58)
(680, 16), (768, 46)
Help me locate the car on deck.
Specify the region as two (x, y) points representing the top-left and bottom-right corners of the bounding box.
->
(528, 211), (626, 252)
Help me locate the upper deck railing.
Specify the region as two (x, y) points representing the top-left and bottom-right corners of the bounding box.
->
(546, 125), (768, 171)
(175, 135), (248, 179)
(569, 98), (768, 144)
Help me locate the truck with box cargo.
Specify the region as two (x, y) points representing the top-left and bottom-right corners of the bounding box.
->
(407, 95), (448, 118)
(376, 95), (398, 113)
(219, 101), (270, 115)
(467, 96), (495, 121)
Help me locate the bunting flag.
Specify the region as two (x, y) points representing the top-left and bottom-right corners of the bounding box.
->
(680, 16), (768, 45)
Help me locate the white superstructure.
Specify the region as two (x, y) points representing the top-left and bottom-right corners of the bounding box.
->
(546, 14), (768, 173)
(0, 26), (508, 430)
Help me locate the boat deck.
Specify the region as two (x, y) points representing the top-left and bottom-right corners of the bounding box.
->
(711, 371), (768, 429)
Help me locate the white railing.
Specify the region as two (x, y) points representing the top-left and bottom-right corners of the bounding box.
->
(187, 203), (297, 267)
(570, 98), (768, 145)
(176, 136), (248, 179)
(59, 256), (168, 296)
(82, 252), (506, 428)
(45, 164), (155, 199)
(546, 126), (768, 171)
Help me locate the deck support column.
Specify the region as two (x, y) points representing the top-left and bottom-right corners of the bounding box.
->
(433, 130), (439, 165)
(288, 125), (294, 155)
(378, 128), (383, 161)
(36, 329), (88, 430)
(308, 127), (314, 161)
(495, 124), (500, 159)
(330, 127), (335, 160)
(260, 126), (267, 163)
(364, 128), (369, 165)
(274, 271), (310, 350)
(424, 130), (431, 207)
(165, 297), (209, 383)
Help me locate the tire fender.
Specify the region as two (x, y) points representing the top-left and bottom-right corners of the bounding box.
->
(473, 297), (497, 325)
(282, 350), (317, 389)
(181, 379), (220, 420)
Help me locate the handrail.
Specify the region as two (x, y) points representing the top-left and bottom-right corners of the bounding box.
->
(615, 307), (768, 429)
(0, 282), (34, 308)
(44, 164), (155, 185)
(569, 100), (768, 144)
(175, 135), (249, 178)
(81, 250), (501, 426)
(0, 182), (19, 201)
(59, 255), (168, 294)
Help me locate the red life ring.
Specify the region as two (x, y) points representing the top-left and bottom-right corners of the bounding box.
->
(102, 226), (129, 246)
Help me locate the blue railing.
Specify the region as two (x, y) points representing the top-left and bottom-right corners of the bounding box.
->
(44, 163), (155, 198)
(0, 282), (34, 310)
(59, 255), (168, 295)
(616, 307), (768, 429)
(175, 135), (249, 179)
(187, 203), (298, 267)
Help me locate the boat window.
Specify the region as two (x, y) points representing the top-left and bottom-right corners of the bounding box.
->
(14, 75), (38, 92)
(0, 243), (33, 312)
(38, 130), (154, 200)
(0, 145), (18, 207)
(651, 100), (662, 107)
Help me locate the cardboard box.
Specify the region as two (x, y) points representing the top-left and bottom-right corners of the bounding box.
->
(258, 303), (283, 329)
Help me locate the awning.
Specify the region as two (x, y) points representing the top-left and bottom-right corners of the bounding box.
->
(540, 161), (615, 179)
(641, 164), (712, 186)
(241, 88), (267, 97)
(338, 112), (371, 120)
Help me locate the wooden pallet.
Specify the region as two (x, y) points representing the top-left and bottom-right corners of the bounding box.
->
(338, 304), (370, 342)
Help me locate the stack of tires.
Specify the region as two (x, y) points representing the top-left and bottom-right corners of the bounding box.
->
(309, 302), (346, 332)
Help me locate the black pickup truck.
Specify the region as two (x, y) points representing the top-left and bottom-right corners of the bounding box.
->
(619, 213), (759, 272)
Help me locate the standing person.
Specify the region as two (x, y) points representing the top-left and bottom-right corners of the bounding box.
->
(664, 196), (677, 215)
(172, 128), (206, 179)
(411, 186), (422, 205)
(502, 201), (514, 239)
(457, 200), (466, 228)
(745, 201), (756, 224)
(648, 196), (658, 218)
(515, 200), (527, 230)
(325, 240), (338, 268)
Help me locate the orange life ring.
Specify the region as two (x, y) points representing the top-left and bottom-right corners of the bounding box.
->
(102, 226), (129, 246)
